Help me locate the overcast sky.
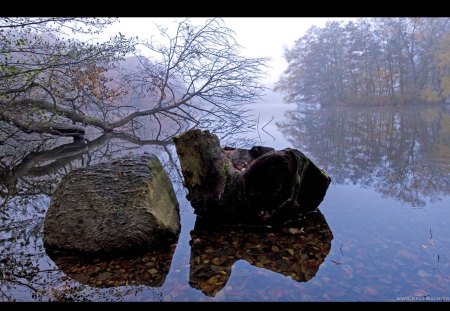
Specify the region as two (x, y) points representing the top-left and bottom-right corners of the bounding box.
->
(100, 18), (354, 87)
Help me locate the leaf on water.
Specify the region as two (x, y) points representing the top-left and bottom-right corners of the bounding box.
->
(203, 284), (217, 294)
(421, 245), (428, 249)
(192, 265), (203, 274)
(148, 268), (158, 276)
(288, 228), (301, 234)
(212, 257), (222, 265)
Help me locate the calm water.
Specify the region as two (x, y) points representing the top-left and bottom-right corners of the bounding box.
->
(1, 99), (450, 301)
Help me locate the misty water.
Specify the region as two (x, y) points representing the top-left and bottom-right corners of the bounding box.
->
(1, 97), (450, 301)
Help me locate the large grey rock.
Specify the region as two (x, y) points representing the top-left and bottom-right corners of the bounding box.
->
(44, 155), (180, 255)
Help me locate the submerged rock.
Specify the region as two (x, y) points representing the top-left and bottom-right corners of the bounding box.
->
(189, 210), (333, 297)
(44, 155), (180, 255)
(174, 129), (331, 226)
(48, 244), (177, 288)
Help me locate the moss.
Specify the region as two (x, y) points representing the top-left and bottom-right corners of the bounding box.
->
(145, 169), (179, 232)
(219, 162), (230, 177)
(320, 169), (329, 179)
(179, 152), (205, 187)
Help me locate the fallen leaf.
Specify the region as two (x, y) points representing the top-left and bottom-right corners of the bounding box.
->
(212, 257), (222, 265)
(288, 228), (301, 234)
(148, 268), (158, 276)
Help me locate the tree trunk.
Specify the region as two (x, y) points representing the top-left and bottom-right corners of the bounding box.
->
(173, 129), (331, 226)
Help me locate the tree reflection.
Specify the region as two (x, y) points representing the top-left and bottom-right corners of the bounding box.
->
(189, 210), (333, 297)
(0, 117), (259, 301)
(0, 217), (168, 301)
(0, 131), (174, 218)
(277, 104), (450, 206)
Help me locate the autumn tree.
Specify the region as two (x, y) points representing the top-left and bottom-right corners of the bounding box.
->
(0, 18), (268, 142)
(276, 18), (450, 106)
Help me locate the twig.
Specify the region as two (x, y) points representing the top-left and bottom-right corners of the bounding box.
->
(256, 113), (262, 143)
(261, 115), (275, 141)
(339, 243), (344, 256)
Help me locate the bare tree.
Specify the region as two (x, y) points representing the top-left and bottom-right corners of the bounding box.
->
(0, 18), (268, 141)
(122, 18), (268, 139)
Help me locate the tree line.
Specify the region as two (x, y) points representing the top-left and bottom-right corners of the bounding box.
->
(276, 18), (450, 106)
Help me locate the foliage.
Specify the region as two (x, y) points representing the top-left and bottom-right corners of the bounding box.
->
(0, 18), (268, 140)
(276, 18), (450, 105)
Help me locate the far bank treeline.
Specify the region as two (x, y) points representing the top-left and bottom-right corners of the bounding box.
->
(276, 18), (450, 105)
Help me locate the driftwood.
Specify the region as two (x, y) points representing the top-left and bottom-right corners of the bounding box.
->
(174, 129), (331, 226)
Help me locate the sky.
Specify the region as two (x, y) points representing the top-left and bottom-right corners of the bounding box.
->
(100, 18), (354, 87)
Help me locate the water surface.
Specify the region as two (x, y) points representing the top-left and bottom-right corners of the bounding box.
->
(1, 100), (450, 301)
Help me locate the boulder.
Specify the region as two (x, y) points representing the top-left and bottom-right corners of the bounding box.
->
(44, 155), (180, 255)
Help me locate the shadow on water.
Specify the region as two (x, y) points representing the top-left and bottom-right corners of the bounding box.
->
(277, 104), (450, 207)
(189, 210), (333, 297)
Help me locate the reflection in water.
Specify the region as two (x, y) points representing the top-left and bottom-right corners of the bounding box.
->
(0, 120), (258, 301)
(0, 215), (166, 301)
(0, 131), (177, 301)
(0, 132), (175, 220)
(2, 102), (450, 301)
(277, 105), (450, 206)
(189, 210), (333, 297)
(47, 244), (178, 288)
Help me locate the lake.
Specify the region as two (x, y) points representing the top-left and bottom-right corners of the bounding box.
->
(1, 97), (450, 301)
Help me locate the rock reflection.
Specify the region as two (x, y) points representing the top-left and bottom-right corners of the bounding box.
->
(189, 211), (333, 296)
(47, 243), (178, 288)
